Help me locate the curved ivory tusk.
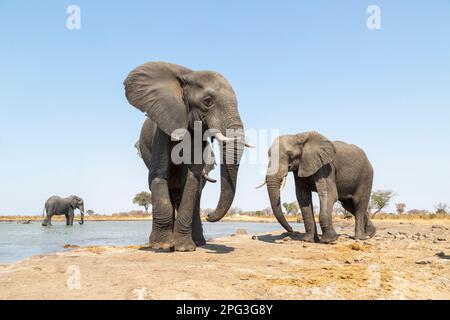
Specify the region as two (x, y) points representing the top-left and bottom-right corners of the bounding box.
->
(255, 181), (267, 189)
(280, 177), (287, 191)
(245, 143), (256, 148)
(213, 132), (237, 143)
(203, 173), (217, 183)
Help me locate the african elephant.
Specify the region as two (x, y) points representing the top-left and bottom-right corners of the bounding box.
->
(261, 131), (375, 243)
(124, 61), (248, 251)
(42, 195), (85, 226)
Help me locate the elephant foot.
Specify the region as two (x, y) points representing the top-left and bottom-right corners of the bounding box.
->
(174, 234), (196, 252)
(302, 232), (319, 243)
(365, 224), (376, 238)
(354, 232), (371, 241)
(192, 234), (206, 247)
(320, 229), (339, 244)
(192, 236), (206, 247)
(149, 228), (174, 250)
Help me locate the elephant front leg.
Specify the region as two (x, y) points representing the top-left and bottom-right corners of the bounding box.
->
(174, 165), (202, 252)
(66, 210), (75, 226)
(42, 214), (52, 227)
(316, 176), (338, 244)
(192, 197), (206, 246)
(149, 178), (175, 249)
(295, 178), (319, 243)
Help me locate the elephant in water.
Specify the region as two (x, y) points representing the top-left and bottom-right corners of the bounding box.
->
(261, 131), (375, 243)
(42, 195), (85, 226)
(124, 61), (249, 251)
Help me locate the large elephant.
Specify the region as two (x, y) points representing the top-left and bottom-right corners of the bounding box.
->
(42, 195), (85, 226)
(261, 131), (375, 243)
(124, 62), (247, 251)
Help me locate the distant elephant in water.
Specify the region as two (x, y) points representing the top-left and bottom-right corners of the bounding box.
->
(261, 131), (375, 243)
(124, 61), (249, 251)
(42, 195), (85, 226)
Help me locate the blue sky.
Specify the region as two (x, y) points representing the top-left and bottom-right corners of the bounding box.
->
(0, 1), (449, 215)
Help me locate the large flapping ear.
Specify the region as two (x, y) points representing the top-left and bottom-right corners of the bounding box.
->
(297, 132), (336, 178)
(69, 196), (78, 209)
(124, 62), (192, 140)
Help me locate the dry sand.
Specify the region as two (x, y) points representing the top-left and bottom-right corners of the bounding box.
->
(0, 220), (449, 300)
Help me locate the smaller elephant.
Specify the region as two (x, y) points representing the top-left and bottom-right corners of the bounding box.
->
(261, 131), (375, 243)
(42, 195), (85, 226)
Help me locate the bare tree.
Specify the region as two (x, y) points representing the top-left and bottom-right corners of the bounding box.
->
(395, 203), (406, 214)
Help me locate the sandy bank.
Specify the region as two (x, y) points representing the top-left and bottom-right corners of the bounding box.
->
(0, 220), (449, 300)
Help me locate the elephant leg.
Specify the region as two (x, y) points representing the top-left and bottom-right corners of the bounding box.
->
(173, 164), (202, 252)
(68, 211), (75, 226)
(316, 177), (338, 244)
(65, 213), (70, 226)
(353, 189), (375, 240)
(42, 213), (52, 227)
(148, 129), (174, 250)
(295, 178), (318, 243)
(192, 197), (206, 246)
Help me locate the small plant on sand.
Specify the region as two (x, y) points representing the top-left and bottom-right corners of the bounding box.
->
(370, 190), (395, 218)
(86, 209), (95, 216)
(133, 191), (152, 214)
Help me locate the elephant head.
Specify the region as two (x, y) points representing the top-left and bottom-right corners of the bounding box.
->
(70, 195), (85, 225)
(124, 62), (245, 222)
(264, 132), (336, 232)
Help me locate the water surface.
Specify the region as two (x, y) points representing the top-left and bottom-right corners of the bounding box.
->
(0, 221), (304, 263)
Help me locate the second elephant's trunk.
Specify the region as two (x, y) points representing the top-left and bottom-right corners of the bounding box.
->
(267, 176), (293, 233)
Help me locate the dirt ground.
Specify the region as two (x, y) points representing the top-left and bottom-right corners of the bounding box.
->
(0, 220), (449, 300)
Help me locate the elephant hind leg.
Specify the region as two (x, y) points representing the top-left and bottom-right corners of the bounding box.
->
(353, 189), (375, 240)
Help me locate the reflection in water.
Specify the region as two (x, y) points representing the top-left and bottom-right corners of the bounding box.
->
(0, 221), (305, 263)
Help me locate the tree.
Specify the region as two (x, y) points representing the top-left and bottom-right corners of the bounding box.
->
(228, 206), (242, 215)
(334, 202), (352, 219)
(133, 191), (152, 213)
(434, 203), (448, 214)
(282, 202), (299, 216)
(86, 209), (95, 216)
(395, 203), (406, 215)
(370, 190), (395, 217)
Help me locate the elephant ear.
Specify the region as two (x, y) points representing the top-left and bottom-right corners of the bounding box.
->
(124, 62), (192, 140)
(69, 196), (78, 209)
(297, 132), (336, 178)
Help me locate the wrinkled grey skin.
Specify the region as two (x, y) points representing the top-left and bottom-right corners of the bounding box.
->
(265, 132), (375, 243)
(124, 62), (244, 251)
(136, 118), (216, 248)
(42, 195), (85, 226)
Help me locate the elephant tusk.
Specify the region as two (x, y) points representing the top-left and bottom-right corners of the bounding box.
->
(213, 132), (237, 143)
(255, 181), (267, 189)
(203, 173), (217, 183)
(245, 143), (256, 148)
(280, 177), (287, 191)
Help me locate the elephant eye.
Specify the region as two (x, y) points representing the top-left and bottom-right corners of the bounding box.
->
(203, 96), (214, 108)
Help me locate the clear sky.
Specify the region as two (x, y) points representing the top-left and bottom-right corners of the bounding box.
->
(1, 1), (449, 215)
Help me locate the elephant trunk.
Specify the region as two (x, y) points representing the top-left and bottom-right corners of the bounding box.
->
(267, 175), (293, 233)
(79, 205), (85, 225)
(206, 122), (244, 222)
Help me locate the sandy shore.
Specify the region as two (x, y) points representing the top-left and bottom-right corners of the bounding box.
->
(0, 220), (449, 300)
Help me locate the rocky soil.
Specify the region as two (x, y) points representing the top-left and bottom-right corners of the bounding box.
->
(0, 220), (449, 300)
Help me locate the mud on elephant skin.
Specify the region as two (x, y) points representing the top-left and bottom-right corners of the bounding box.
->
(42, 195), (85, 226)
(261, 131), (376, 244)
(124, 62), (249, 252)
